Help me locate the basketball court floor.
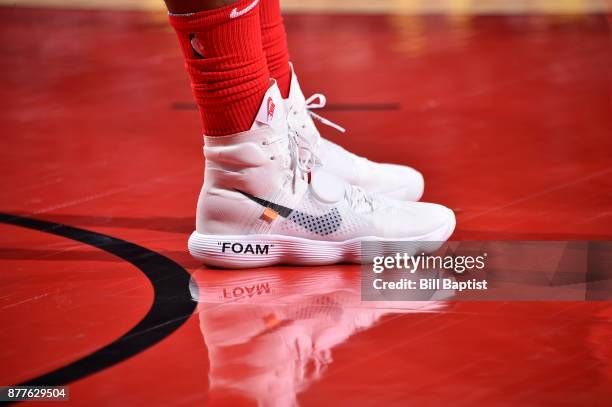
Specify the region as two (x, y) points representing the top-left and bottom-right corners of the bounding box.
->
(1, 0), (611, 405)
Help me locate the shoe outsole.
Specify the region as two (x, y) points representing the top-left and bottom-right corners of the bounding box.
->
(188, 217), (456, 269)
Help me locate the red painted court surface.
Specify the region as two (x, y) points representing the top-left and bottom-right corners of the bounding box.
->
(1, 5), (612, 406)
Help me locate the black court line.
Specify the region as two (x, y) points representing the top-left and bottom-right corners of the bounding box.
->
(0, 213), (197, 405)
(171, 102), (400, 111)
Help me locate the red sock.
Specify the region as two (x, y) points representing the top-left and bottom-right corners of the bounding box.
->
(259, 0), (291, 98)
(169, 0), (270, 136)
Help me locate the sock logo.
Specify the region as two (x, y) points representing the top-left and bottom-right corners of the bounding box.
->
(235, 189), (343, 236)
(229, 0), (259, 19)
(219, 241), (271, 255)
(189, 35), (204, 58)
(266, 97), (275, 121)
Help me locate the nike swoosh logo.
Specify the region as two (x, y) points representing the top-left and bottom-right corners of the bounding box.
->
(236, 189), (343, 236)
(229, 0), (259, 19)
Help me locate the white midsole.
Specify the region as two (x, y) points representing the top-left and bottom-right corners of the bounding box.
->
(188, 219), (455, 269)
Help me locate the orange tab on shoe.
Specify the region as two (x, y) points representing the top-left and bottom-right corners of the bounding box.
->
(260, 207), (278, 223)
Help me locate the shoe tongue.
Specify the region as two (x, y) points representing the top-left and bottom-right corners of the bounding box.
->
(286, 63), (306, 108)
(252, 80), (287, 133)
(309, 169), (346, 204)
(284, 64), (320, 146)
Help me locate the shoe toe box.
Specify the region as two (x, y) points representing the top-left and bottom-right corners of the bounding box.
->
(374, 163), (425, 201)
(374, 201), (455, 240)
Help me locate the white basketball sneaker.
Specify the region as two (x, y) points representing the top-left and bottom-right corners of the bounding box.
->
(188, 80), (455, 268)
(284, 64), (425, 201)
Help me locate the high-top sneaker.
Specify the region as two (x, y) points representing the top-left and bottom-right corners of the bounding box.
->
(188, 80), (455, 268)
(285, 64), (425, 201)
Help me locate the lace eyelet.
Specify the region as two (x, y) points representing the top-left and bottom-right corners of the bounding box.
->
(270, 156), (275, 160)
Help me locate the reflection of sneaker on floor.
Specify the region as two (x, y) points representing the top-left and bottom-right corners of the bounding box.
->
(285, 64), (425, 201)
(191, 267), (448, 407)
(188, 80), (455, 268)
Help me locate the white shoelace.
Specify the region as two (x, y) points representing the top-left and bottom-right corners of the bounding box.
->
(288, 131), (319, 193)
(285, 92), (347, 172)
(268, 93), (349, 195)
(264, 132), (319, 194)
(304, 94), (346, 134)
(345, 184), (379, 213)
